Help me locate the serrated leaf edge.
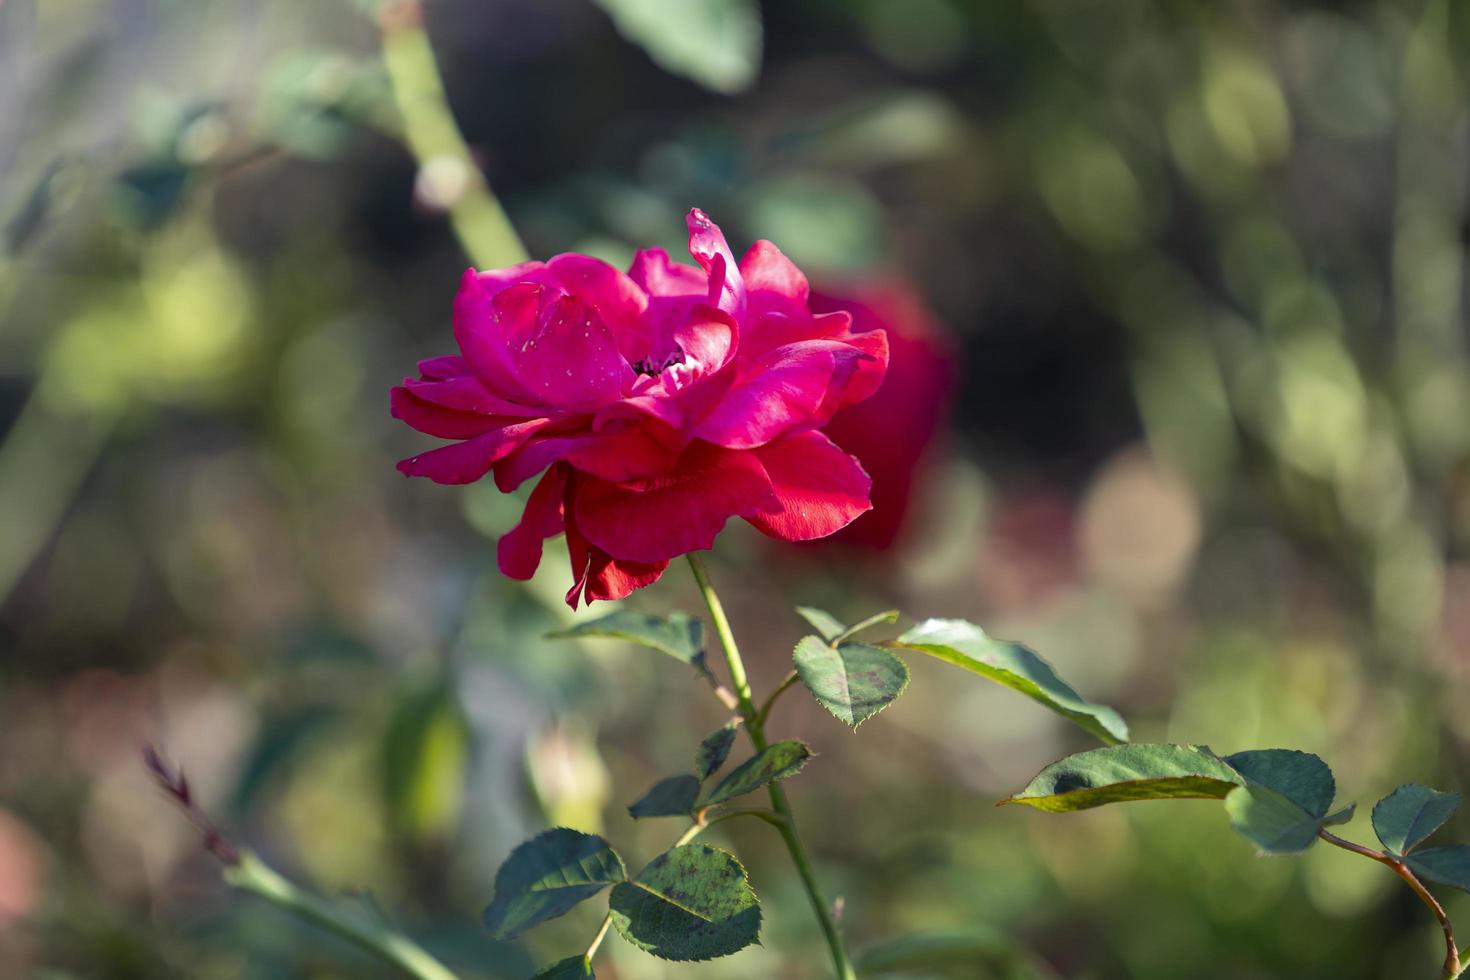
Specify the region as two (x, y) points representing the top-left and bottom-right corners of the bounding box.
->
(793, 637), (911, 730)
(702, 740), (814, 807)
(482, 827), (627, 938)
(609, 844), (764, 963)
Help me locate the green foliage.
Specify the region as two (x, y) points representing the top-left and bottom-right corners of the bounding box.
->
(856, 927), (1040, 976)
(694, 723), (738, 780)
(531, 955), (595, 978)
(231, 707), (341, 811)
(608, 844), (762, 961)
(548, 611), (704, 666)
(795, 606), (846, 641)
(1002, 744), (1243, 812)
(894, 618), (1128, 744)
(1222, 785), (1324, 854)
(1372, 784), (1462, 856)
(1226, 750), (1336, 816)
(832, 610), (901, 645)
(590, 0), (763, 95)
(261, 51), (394, 160)
(1009, 745), (1355, 855)
(1222, 750), (1342, 854)
(793, 636), (909, 729)
(382, 679), (468, 842)
(482, 829), (626, 940)
(702, 740), (811, 807)
(1402, 847), (1470, 895)
(111, 162), (193, 231)
(794, 607), (899, 645)
(628, 775), (701, 819)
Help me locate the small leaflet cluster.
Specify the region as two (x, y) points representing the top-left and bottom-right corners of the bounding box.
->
(498, 606), (1469, 978)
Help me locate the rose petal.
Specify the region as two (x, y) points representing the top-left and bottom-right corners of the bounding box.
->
(561, 503), (665, 606)
(572, 442), (779, 564)
(453, 275), (543, 402)
(693, 339), (881, 449)
(672, 305), (737, 374)
(738, 308), (866, 363)
(567, 428), (679, 481)
(497, 465), (567, 580)
(584, 553), (668, 604)
(512, 294), (634, 412)
(390, 386), (507, 439)
(465, 261), (561, 295)
(416, 355), (471, 380)
(400, 375), (543, 417)
(564, 501), (592, 604)
(739, 240), (808, 319)
(548, 253), (650, 361)
(492, 427), (678, 492)
(629, 247), (707, 298)
(397, 418), (554, 485)
(744, 431), (873, 541)
(812, 282), (956, 549)
(685, 209), (745, 319)
(818, 327), (889, 417)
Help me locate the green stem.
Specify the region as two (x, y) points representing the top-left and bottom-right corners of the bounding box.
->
(755, 670), (799, 728)
(685, 553), (859, 980)
(1318, 830), (1461, 979)
(831, 610), (899, 647)
(224, 851), (460, 980)
(677, 807), (787, 849)
(585, 913), (613, 961)
(377, 0), (528, 269)
(702, 807), (789, 834)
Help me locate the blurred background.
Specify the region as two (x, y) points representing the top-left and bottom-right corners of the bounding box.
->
(4, 0), (1470, 977)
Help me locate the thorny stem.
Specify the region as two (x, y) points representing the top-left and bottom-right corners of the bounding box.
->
(377, 0), (528, 269)
(1318, 829), (1461, 979)
(685, 553), (859, 980)
(145, 747), (460, 980)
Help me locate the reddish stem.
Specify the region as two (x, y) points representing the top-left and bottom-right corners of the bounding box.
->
(143, 744), (240, 866)
(1318, 828), (1458, 979)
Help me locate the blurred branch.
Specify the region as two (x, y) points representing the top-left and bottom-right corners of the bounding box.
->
(377, 0), (529, 269)
(224, 852), (461, 980)
(145, 746), (461, 980)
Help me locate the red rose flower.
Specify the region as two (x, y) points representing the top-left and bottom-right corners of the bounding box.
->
(392, 209), (889, 606)
(810, 282), (955, 550)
